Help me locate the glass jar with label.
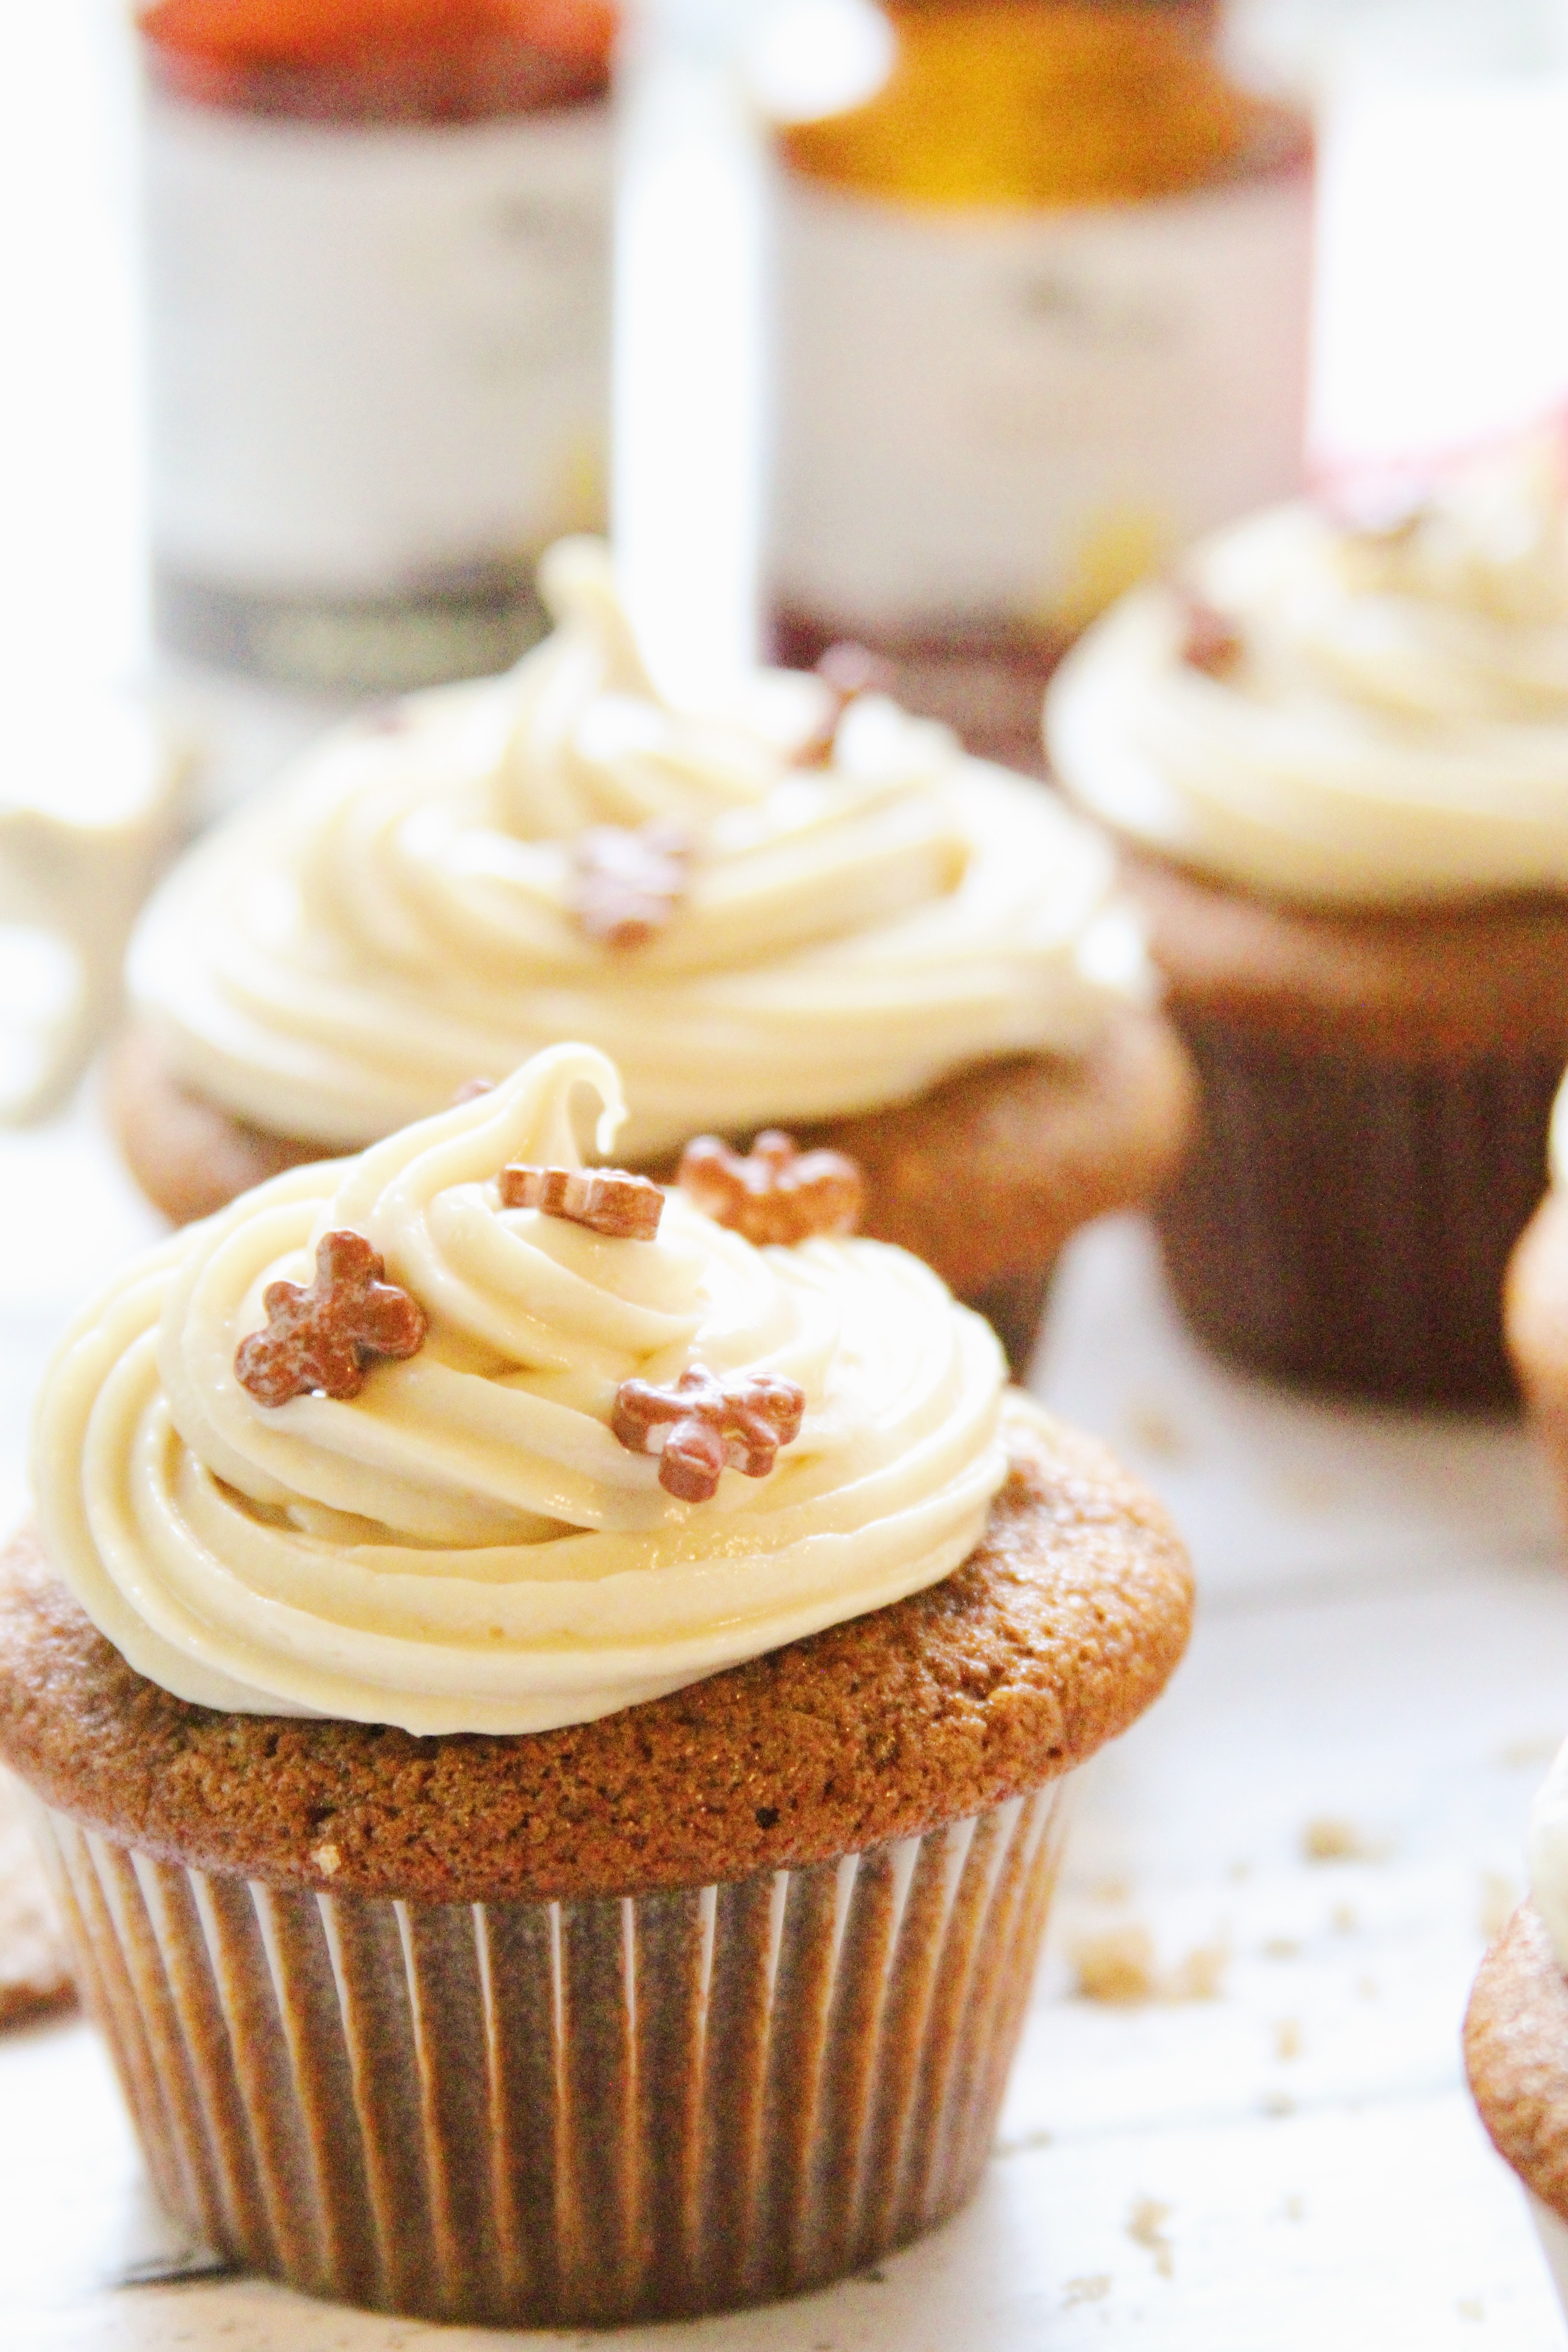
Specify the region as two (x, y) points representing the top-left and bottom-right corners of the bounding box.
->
(138, 0), (617, 693)
(768, 0), (1313, 766)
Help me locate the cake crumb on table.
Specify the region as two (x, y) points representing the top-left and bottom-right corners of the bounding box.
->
(1126, 2198), (1175, 2279)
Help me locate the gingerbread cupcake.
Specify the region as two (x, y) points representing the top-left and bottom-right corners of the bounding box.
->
(1467, 1735), (1568, 2319)
(111, 539), (1193, 1375)
(1047, 436), (1568, 1403)
(2, 1043), (1191, 2327)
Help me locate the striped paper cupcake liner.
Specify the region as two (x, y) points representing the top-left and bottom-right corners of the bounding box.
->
(27, 1781), (1067, 2327)
(1156, 1012), (1563, 1404)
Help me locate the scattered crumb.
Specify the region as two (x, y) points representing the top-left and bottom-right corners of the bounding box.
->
(1089, 1875), (1131, 1906)
(1127, 2198), (1174, 2280)
(1167, 1940), (1229, 2002)
(1302, 1817), (1384, 1863)
(1259, 2090), (1295, 2118)
(1228, 1860), (1252, 1884)
(1063, 2276), (1112, 2310)
(1070, 1927), (1227, 2005)
(1330, 1903), (1358, 1935)
(1456, 2298), (1484, 2322)
(1357, 1976), (1379, 2000)
(996, 2127), (1054, 2156)
(1071, 1927), (1157, 2004)
(1262, 1936), (1301, 1961)
(1479, 1870), (1520, 1943)
(1498, 1737), (1558, 1771)
(1273, 2018), (1303, 2062)
(1281, 2195), (1305, 2223)
(310, 1842), (342, 1877)
(1126, 1403), (1186, 1460)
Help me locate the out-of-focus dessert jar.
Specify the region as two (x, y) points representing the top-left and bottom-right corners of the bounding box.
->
(137, 0), (617, 694)
(769, 0), (1313, 768)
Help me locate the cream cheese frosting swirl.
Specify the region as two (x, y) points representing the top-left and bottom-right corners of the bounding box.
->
(126, 539), (1148, 1158)
(1047, 436), (1568, 908)
(33, 1044), (1015, 1735)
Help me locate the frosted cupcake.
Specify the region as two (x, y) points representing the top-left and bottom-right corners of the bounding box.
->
(1047, 437), (1568, 1402)
(111, 539), (1193, 1373)
(1467, 1735), (1568, 2318)
(1, 1043), (1191, 2327)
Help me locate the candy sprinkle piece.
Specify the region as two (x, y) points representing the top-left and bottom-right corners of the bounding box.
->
(611, 1363), (806, 1503)
(235, 1231), (426, 1407)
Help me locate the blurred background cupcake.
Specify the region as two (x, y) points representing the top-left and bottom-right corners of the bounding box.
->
(0, 1043), (1192, 2326)
(1046, 433), (1568, 1403)
(111, 538), (1195, 1375)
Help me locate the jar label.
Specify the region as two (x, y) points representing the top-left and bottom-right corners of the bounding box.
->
(769, 165), (1314, 634)
(143, 90), (612, 597)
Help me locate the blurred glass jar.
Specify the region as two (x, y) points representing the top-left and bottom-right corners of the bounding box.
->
(769, 0), (1313, 766)
(138, 0), (616, 693)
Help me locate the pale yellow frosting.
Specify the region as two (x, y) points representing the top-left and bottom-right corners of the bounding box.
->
(1046, 437), (1568, 909)
(32, 1044), (1015, 1735)
(127, 539), (1150, 1158)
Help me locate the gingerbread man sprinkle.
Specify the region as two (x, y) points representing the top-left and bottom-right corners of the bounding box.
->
(572, 820), (693, 949)
(795, 640), (897, 766)
(235, 1231), (427, 1407)
(1176, 588), (1244, 681)
(501, 1163), (665, 1241)
(611, 1364), (806, 1503)
(678, 1130), (863, 1246)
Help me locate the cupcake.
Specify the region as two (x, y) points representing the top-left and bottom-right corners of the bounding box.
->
(1467, 1736), (1568, 2318)
(110, 539), (1194, 1376)
(1046, 436), (1568, 1403)
(1, 1043), (1191, 2327)
(1507, 1070), (1568, 1517)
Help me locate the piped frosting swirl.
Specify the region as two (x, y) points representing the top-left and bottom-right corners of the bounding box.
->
(1047, 436), (1568, 908)
(32, 1044), (1012, 1735)
(127, 539), (1150, 1157)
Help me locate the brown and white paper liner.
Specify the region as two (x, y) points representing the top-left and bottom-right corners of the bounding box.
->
(1154, 1012), (1563, 1404)
(25, 1783), (1066, 2327)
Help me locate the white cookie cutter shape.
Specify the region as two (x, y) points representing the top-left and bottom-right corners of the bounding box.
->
(0, 697), (186, 1124)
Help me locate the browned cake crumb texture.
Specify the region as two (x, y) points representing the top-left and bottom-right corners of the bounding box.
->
(1122, 851), (1568, 1061)
(1465, 1901), (1568, 2217)
(0, 1416), (1191, 1906)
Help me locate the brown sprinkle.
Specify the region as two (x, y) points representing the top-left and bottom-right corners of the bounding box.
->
(1177, 588), (1244, 680)
(572, 820), (692, 949)
(678, 1129), (863, 1246)
(611, 1362), (806, 1503)
(235, 1230), (427, 1407)
(501, 1163), (665, 1241)
(796, 639), (897, 766)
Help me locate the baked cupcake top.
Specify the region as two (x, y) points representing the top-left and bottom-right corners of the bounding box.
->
(1047, 436), (1568, 909)
(127, 539), (1150, 1157)
(32, 1043), (1014, 1737)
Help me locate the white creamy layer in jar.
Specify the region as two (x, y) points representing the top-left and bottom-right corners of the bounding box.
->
(127, 539), (1152, 1158)
(32, 1044), (1023, 1736)
(1046, 436), (1568, 909)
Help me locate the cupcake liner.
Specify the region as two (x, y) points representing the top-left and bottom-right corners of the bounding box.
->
(1154, 1011), (1564, 1403)
(25, 1781), (1067, 2327)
